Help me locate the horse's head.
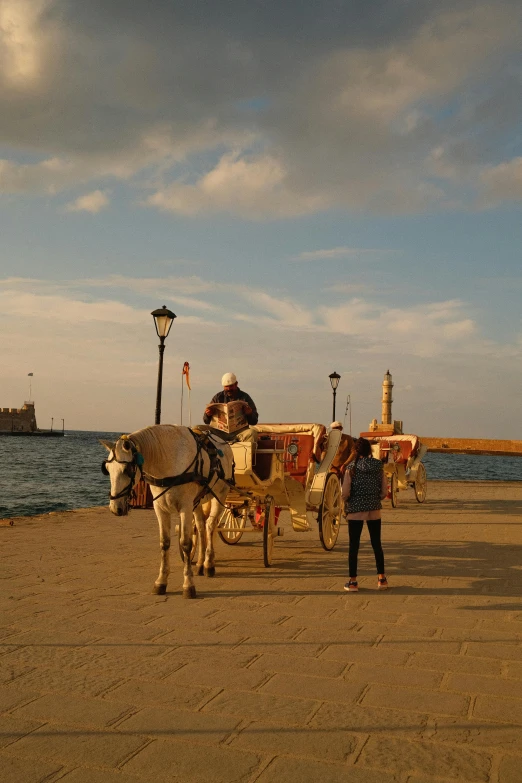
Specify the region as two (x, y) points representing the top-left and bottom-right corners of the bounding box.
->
(100, 436), (143, 517)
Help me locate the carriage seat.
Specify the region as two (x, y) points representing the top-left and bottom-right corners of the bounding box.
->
(370, 435), (419, 464)
(255, 431), (317, 486)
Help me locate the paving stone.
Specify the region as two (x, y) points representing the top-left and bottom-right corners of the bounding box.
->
(446, 672), (522, 700)
(248, 652), (347, 678)
(309, 702), (428, 733)
(358, 735), (492, 781)
(319, 643), (410, 667)
(230, 720), (358, 762)
(13, 665), (125, 698)
(0, 645), (105, 668)
(409, 652), (503, 676)
(466, 643), (522, 662)
(256, 756), (399, 783)
(473, 695), (522, 725)
(203, 689), (318, 724)
(377, 639), (463, 655)
(236, 641), (325, 658)
(261, 672), (364, 704)
(5, 725), (148, 768)
(362, 684), (469, 717)
(0, 685), (39, 714)
(12, 692), (134, 728)
(116, 706), (240, 743)
(345, 662), (442, 689)
(0, 751), (64, 783)
(163, 647), (256, 670)
(504, 661), (522, 680)
(165, 662), (268, 691)
(104, 680), (213, 710)
(58, 768), (148, 783)
(0, 715), (43, 750)
(498, 755), (522, 782)
(123, 736), (261, 782)
(425, 718), (522, 750)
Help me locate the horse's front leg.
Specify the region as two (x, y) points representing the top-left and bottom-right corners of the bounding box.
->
(153, 505), (171, 595)
(194, 505), (207, 577)
(204, 498), (223, 577)
(179, 503), (197, 599)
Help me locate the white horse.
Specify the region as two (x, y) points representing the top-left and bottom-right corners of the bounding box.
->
(101, 425), (234, 598)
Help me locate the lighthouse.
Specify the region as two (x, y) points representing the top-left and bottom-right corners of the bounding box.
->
(382, 370), (393, 426)
(367, 370), (403, 435)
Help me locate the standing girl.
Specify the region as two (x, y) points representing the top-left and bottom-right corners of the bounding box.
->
(342, 437), (389, 592)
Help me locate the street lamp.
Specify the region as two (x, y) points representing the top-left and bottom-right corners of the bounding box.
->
(151, 306), (176, 425)
(329, 371), (341, 422)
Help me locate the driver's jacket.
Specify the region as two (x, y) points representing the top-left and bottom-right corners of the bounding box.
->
(203, 389), (259, 426)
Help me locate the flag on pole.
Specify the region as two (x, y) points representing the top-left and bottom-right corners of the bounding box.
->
(28, 373), (34, 376)
(182, 362), (191, 390)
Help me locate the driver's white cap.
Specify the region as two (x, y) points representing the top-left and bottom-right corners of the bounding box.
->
(330, 421), (343, 429)
(221, 372), (237, 386)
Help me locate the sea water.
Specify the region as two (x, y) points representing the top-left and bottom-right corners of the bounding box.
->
(1, 430), (520, 519)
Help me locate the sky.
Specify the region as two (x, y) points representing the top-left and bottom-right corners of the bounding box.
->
(1, 0), (521, 438)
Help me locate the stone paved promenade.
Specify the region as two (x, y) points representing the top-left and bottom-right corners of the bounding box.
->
(2, 481), (522, 783)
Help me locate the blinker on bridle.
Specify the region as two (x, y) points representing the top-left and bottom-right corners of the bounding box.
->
(101, 437), (144, 501)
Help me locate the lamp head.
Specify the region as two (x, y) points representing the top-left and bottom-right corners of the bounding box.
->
(151, 306), (176, 339)
(329, 371), (341, 391)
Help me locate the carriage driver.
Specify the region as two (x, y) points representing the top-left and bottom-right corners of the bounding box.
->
(203, 373), (259, 442)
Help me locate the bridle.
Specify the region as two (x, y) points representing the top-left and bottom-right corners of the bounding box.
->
(101, 437), (143, 502)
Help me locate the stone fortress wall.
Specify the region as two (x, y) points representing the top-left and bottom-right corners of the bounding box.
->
(0, 402), (37, 433)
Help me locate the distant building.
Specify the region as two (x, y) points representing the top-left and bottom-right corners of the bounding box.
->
(367, 371), (403, 436)
(0, 402), (37, 433)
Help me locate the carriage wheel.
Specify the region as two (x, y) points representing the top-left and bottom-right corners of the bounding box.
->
(390, 473), (398, 508)
(318, 472), (342, 551)
(218, 505), (247, 545)
(414, 463), (427, 503)
(262, 497), (276, 568)
(178, 521), (198, 563)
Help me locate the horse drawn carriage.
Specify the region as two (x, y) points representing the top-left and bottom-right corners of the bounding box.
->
(366, 433), (428, 507)
(214, 423), (344, 566)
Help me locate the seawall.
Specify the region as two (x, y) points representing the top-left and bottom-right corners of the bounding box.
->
(420, 437), (522, 457)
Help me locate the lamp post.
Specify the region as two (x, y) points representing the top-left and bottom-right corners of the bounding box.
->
(329, 371), (341, 422)
(151, 306), (176, 425)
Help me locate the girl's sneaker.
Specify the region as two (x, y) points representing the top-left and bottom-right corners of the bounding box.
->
(378, 576), (389, 590)
(344, 580), (358, 592)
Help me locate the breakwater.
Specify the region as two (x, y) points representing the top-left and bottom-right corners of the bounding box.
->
(421, 437), (522, 457)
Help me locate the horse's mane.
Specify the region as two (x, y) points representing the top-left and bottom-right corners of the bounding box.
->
(128, 425), (189, 474)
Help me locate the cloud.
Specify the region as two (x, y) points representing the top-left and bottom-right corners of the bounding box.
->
(294, 247), (387, 261)
(1, 1), (521, 215)
(65, 189), (109, 213)
(479, 157), (522, 206)
(1, 274), (520, 435)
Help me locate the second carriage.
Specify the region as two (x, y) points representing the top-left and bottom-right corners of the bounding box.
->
(216, 423), (344, 566)
(367, 433), (428, 507)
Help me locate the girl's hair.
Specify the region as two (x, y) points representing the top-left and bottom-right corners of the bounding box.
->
(350, 437), (372, 477)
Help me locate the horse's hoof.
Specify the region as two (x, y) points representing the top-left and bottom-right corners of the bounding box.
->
(204, 566), (216, 578)
(183, 586), (197, 599)
(153, 584), (167, 595)
(197, 565), (205, 576)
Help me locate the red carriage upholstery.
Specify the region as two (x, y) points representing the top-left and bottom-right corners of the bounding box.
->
(371, 435), (419, 464)
(255, 431), (317, 486)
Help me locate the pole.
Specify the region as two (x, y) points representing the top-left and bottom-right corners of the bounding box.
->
(51, 417), (53, 432)
(155, 338), (165, 425)
(332, 388), (337, 422)
(62, 419), (64, 434)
